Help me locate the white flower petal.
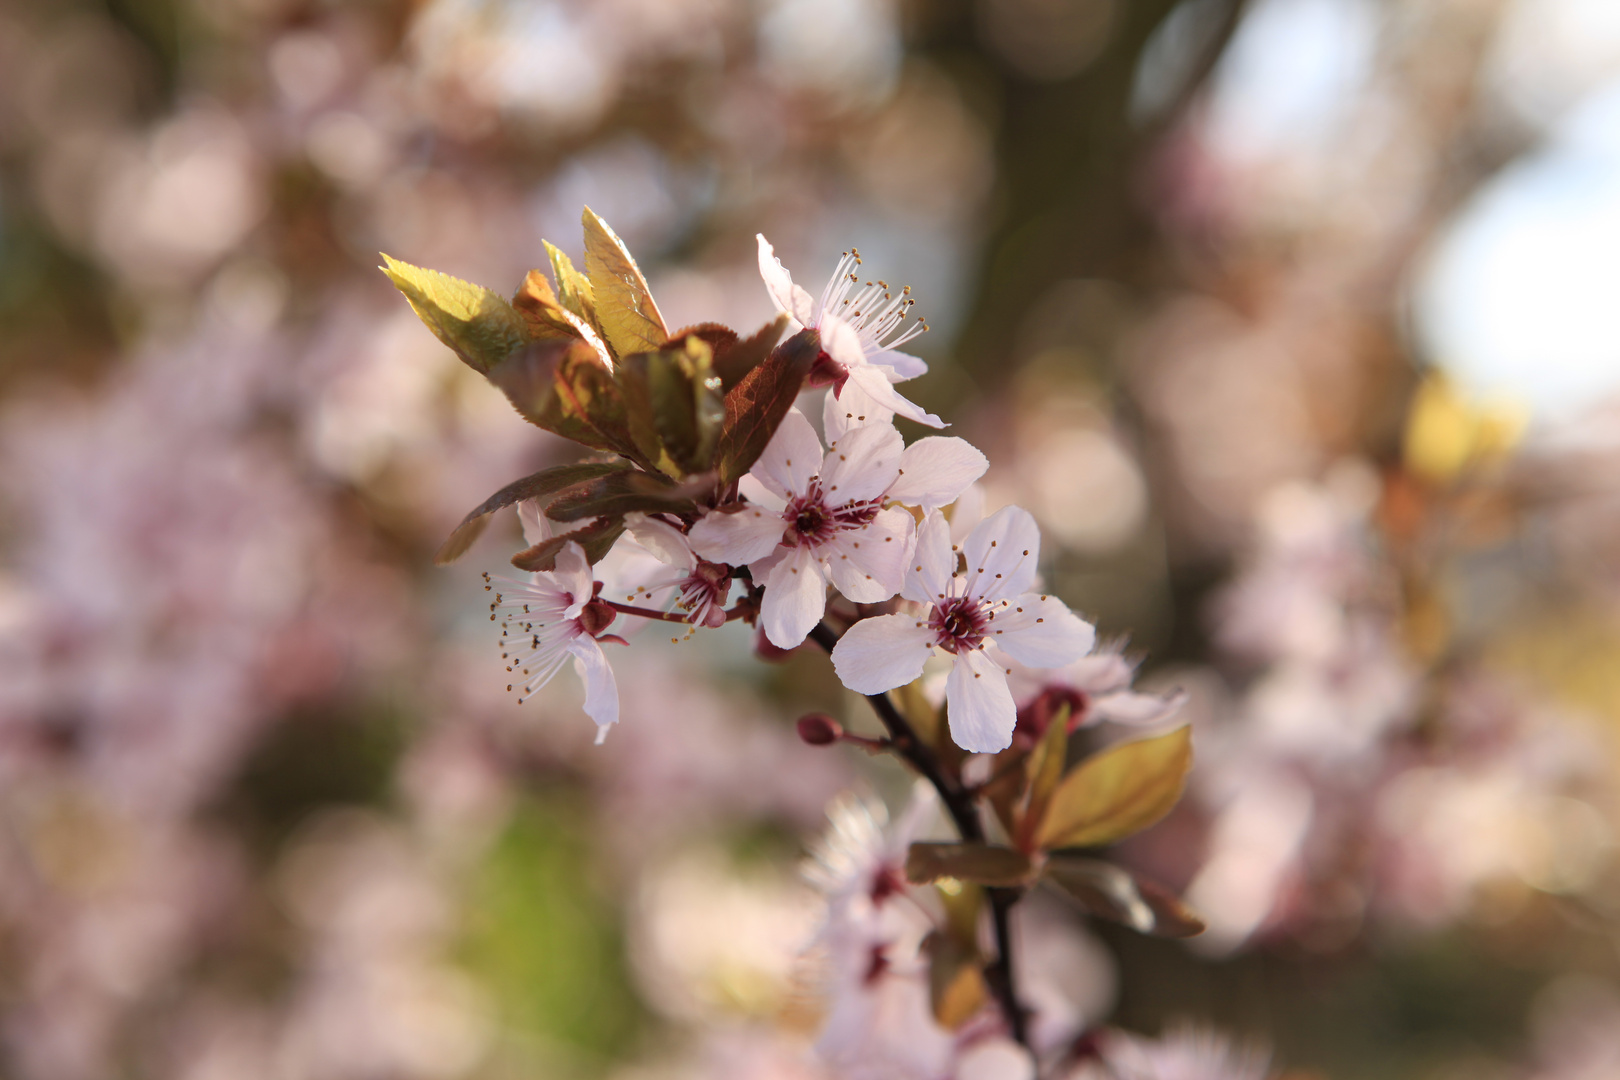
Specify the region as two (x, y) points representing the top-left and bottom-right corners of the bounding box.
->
(904, 510), (955, 605)
(825, 507), (913, 603)
(623, 512), (696, 569)
(757, 234), (815, 325)
(752, 407), (823, 501)
(688, 504), (786, 565)
(823, 379), (896, 443)
(566, 636), (619, 735)
(948, 483), (987, 545)
(889, 436), (988, 513)
(762, 545), (830, 648)
(991, 594), (1096, 669)
(870, 348), (928, 381)
(962, 504), (1041, 603)
(844, 362), (944, 429)
(1090, 687), (1188, 727)
(831, 614), (935, 694)
(553, 541), (595, 616)
(945, 648), (1017, 753)
(821, 422), (903, 505)
(820, 311), (868, 371)
(517, 499), (550, 546)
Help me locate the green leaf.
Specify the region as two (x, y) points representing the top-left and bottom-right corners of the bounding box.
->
(1035, 726), (1193, 851)
(435, 461), (634, 565)
(546, 468), (709, 523)
(714, 328), (820, 487)
(1044, 854), (1206, 938)
(923, 929), (987, 1031)
(486, 339), (643, 461)
(582, 207), (667, 359)
(511, 516), (627, 572)
(905, 842), (1037, 888)
(380, 254), (530, 374)
(545, 240), (598, 331)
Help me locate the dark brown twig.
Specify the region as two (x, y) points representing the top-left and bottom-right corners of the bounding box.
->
(807, 621), (1029, 1049)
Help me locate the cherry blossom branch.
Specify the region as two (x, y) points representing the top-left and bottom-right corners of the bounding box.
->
(807, 621), (1030, 1050)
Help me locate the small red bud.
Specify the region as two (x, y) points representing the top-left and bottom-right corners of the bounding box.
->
(754, 625), (796, 662)
(797, 713), (843, 746)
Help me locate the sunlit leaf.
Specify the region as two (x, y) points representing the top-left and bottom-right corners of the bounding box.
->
(924, 929), (988, 1030)
(511, 516), (627, 571)
(1044, 854), (1205, 938)
(545, 240), (598, 331)
(715, 328), (819, 487)
(380, 254), (529, 374)
(582, 206), (667, 358)
(1035, 726), (1192, 851)
(486, 339), (642, 462)
(905, 842), (1037, 888)
(435, 461), (633, 565)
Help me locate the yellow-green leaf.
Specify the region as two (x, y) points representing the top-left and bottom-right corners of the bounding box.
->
(581, 207), (667, 358)
(380, 254), (529, 374)
(545, 240), (598, 331)
(1035, 726), (1192, 851)
(924, 930), (987, 1030)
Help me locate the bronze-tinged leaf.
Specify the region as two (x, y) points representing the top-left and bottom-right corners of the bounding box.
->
(512, 268), (616, 364)
(511, 516), (626, 571)
(380, 255), (529, 374)
(546, 468), (712, 522)
(512, 269), (578, 340)
(664, 322), (738, 356)
(714, 328), (819, 487)
(924, 930), (988, 1031)
(435, 461), (633, 565)
(1035, 726), (1193, 851)
(544, 240), (597, 330)
(581, 206), (667, 358)
(614, 336), (726, 479)
(709, 314), (789, 392)
(1044, 854), (1206, 938)
(905, 842), (1037, 888)
(1016, 703), (1071, 848)
(486, 339), (643, 462)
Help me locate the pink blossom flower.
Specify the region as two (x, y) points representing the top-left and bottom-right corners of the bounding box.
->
(618, 512), (734, 628)
(484, 540), (622, 742)
(757, 234), (943, 428)
(688, 411), (918, 648)
(831, 507), (1095, 753)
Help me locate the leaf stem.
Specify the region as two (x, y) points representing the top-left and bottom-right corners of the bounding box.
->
(807, 621), (1029, 1050)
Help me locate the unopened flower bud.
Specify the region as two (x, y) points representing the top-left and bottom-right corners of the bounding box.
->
(797, 713), (843, 746)
(754, 625), (796, 662)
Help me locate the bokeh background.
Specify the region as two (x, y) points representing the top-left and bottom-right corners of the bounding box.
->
(6, 0), (1620, 1077)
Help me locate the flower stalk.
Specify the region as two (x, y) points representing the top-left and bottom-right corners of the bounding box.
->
(808, 620), (1030, 1050)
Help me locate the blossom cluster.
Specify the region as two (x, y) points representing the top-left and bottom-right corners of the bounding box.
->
(409, 220), (1097, 755)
